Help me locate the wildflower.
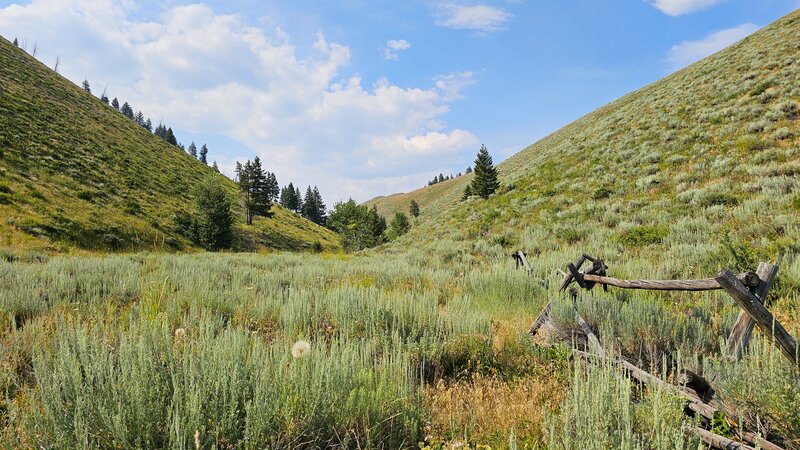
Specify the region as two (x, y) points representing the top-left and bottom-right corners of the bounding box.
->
(175, 328), (186, 339)
(291, 340), (311, 358)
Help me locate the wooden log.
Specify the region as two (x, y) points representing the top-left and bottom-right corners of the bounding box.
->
(528, 301), (552, 338)
(559, 255), (587, 291)
(687, 426), (755, 450)
(567, 263), (587, 289)
(576, 313), (604, 356)
(516, 251), (532, 273)
(726, 263), (779, 360)
(580, 272), (760, 292)
(741, 432), (785, 450)
(573, 350), (718, 420)
(716, 269), (799, 367)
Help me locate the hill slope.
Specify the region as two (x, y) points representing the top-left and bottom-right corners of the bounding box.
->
(370, 10), (800, 267)
(0, 36), (338, 253)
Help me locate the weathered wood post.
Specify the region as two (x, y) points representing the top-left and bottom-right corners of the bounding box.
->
(716, 269), (798, 368)
(726, 262), (778, 360)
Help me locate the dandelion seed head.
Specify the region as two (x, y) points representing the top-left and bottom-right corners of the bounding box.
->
(291, 340), (311, 358)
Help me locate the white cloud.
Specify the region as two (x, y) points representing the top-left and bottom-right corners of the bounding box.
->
(0, 1), (479, 202)
(666, 23), (760, 69)
(650, 0), (726, 16)
(434, 4), (511, 33)
(382, 38), (411, 61)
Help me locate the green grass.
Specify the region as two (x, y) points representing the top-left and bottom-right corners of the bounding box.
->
(0, 36), (338, 253)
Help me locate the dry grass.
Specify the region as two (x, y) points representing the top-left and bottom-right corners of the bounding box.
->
(424, 372), (564, 448)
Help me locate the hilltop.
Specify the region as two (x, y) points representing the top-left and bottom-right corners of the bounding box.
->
(369, 10), (800, 270)
(0, 36), (338, 253)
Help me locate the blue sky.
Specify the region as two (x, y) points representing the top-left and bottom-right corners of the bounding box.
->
(1, 0), (797, 202)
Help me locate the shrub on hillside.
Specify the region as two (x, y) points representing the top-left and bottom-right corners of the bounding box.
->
(616, 225), (668, 247)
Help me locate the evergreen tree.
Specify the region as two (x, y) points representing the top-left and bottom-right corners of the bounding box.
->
(462, 184), (473, 201)
(165, 128), (178, 146)
(100, 94), (109, 104)
(82, 80), (91, 93)
(294, 186), (303, 213)
(111, 97), (120, 110)
(237, 157), (272, 225)
(234, 161), (242, 181)
(144, 118), (152, 132)
(387, 212), (410, 240)
(195, 175), (234, 250)
(120, 102), (134, 119)
(280, 182), (301, 211)
(135, 111), (145, 126)
(313, 186), (327, 225)
(465, 165), (472, 174)
(188, 142), (198, 159)
(154, 124), (166, 139)
(438, 173), (444, 183)
(178, 142), (185, 151)
(409, 200), (420, 217)
(212, 161), (219, 172)
(199, 144), (208, 164)
(266, 172), (280, 201)
(469, 145), (499, 199)
(13, 38), (18, 47)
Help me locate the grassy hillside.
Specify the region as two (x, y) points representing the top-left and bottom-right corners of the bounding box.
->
(0, 36), (338, 253)
(370, 10), (800, 267)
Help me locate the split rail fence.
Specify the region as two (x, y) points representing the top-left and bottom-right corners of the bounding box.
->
(514, 251), (799, 450)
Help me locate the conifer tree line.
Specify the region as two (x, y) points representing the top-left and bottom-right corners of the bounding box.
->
(78, 79), (218, 166)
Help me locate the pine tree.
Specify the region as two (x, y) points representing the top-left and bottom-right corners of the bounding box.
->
(462, 184), (473, 201)
(280, 185), (292, 210)
(188, 142), (198, 159)
(212, 161), (219, 172)
(13, 38), (18, 47)
(165, 128), (178, 146)
(438, 173), (444, 183)
(195, 175), (234, 250)
(469, 145), (499, 199)
(313, 186), (327, 225)
(234, 161), (242, 181)
(111, 97), (120, 110)
(144, 118), (152, 132)
(409, 200), (420, 217)
(237, 157), (272, 224)
(121, 102), (134, 119)
(199, 144), (208, 164)
(135, 111), (145, 126)
(466, 165), (472, 174)
(82, 80), (91, 93)
(100, 94), (109, 104)
(387, 212), (410, 240)
(294, 186), (303, 213)
(266, 172), (279, 201)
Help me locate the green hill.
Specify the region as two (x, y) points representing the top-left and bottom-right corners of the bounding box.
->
(369, 10), (800, 267)
(0, 36), (339, 253)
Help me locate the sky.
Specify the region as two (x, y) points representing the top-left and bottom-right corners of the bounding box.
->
(0, 0), (798, 203)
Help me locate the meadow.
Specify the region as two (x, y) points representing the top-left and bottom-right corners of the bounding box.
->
(1, 242), (798, 449)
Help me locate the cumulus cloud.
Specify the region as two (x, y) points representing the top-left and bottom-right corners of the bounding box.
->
(434, 4), (511, 33)
(0, 0), (479, 202)
(667, 23), (760, 69)
(650, 0), (726, 16)
(382, 38), (410, 61)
